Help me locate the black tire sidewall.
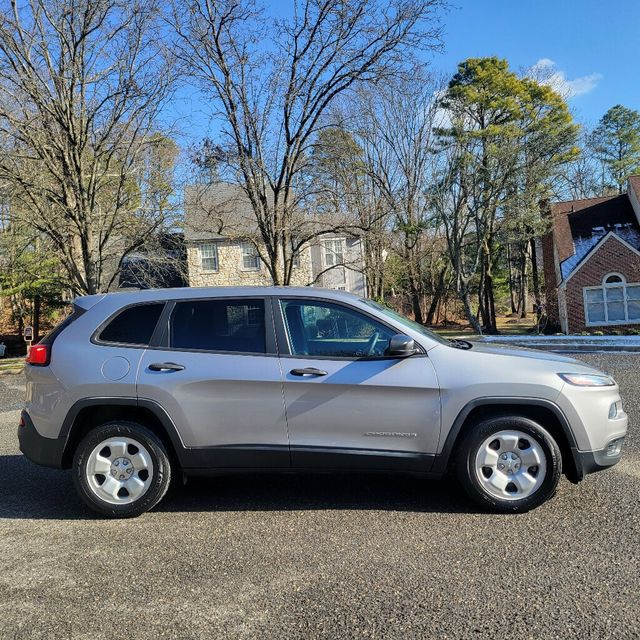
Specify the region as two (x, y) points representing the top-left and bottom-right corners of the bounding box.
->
(73, 421), (171, 518)
(457, 416), (562, 513)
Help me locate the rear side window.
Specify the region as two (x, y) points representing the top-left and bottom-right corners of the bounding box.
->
(169, 299), (266, 353)
(98, 303), (164, 346)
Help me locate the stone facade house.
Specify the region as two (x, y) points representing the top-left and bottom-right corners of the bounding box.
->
(542, 176), (640, 333)
(184, 183), (367, 294)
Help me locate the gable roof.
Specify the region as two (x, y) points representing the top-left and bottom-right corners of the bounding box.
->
(183, 183), (258, 242)
(563, 231), (640, 285)
(183, 181), (360, 244)
(549, 183), (640, 281)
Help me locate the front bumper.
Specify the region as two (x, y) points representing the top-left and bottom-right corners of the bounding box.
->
(574, 436), (625, 479)
(18, 410), (66, 468)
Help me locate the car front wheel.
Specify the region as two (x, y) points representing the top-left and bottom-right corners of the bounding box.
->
(73, 421), (172, 518)
(457, 416), (562, 512)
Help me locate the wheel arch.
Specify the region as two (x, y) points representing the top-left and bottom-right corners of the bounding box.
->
(434, 398), (583, 483)
(60, 398), (186, 469)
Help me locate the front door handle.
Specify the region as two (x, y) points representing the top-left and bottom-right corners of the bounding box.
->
(290, 367), (328, 377)
(148, 362), (185, 372)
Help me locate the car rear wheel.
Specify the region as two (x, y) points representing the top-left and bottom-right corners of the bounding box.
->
(456, 416), (562, 513)
(73, 421), (171, 518)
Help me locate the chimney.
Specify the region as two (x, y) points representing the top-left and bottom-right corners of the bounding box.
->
(628, 176), (640, 227)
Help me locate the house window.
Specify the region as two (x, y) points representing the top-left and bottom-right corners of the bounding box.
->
(584, 273), (640, 325)
(246, 304), (263, 326)
(323, 238), (345, 267)
(200, 243), (218, 272)
(240, 242), (260, 270)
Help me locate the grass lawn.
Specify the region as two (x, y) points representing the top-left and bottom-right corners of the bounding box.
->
(432, 314), (537, 339)
(0, 357), (24, 375)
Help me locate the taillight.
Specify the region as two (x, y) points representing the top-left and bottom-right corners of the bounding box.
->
(26, 344), (50, 366)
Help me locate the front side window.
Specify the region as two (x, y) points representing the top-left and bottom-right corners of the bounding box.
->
(281, 299), (394, 358)
(323, 239), (344, 267)
(98, 303), (164, 346)
(362, 299), (449, 345)
(169, 299), (266, 353)
(200, 243), (218, 271)
(240, 242), (260, 270)
(584, 274), (640, 325)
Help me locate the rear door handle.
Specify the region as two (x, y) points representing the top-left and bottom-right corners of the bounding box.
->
(290, 367), (328, 377)
(148, 362), (185, 372)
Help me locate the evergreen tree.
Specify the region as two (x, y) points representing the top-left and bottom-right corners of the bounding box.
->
(591, 105), (640, 193)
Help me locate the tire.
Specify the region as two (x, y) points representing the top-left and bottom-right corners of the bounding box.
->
(456, 415), (562, 513)
(72, 421), (172, 518)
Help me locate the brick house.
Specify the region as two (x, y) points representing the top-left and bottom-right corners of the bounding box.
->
(184, 183), (367, 294)
(542, 176), (640, 333)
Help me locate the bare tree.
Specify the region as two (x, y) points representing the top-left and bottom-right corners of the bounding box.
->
(0, 0), (176, 295)
(558, 129), (605, 199)
(432, 146), (483, 333)
(308, 123), (391, 299)
(171, 0), (444, 284)
(348, 76), (444, 322)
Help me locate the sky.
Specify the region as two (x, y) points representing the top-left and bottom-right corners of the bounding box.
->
(171, 0), (640, 148)
(435, 0), (639, 126)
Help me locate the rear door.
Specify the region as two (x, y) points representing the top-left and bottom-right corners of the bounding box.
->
(137, 296), (289, 468)
(275, 297), (441, 471)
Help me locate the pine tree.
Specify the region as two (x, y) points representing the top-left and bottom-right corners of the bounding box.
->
(591, 105), (640, 193)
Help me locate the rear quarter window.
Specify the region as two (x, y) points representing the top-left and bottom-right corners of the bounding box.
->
(97, 303), (164, 346)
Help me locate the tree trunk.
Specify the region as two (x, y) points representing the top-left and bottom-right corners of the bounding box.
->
(479, 254), (498, 333)
(530, 236), (542, 325)
(461, 285), (482, 334)
(32, 295), (41, 342)
(519, 246), (528, 319)
(426, 269), (446, 325)
(410, 280), (424, 324)
(483, 243), (498, 334)
(477, 267), (489, 329)
(507, 243), (517, 314)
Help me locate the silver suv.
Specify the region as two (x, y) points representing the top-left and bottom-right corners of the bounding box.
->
(18, 287), (627, 517)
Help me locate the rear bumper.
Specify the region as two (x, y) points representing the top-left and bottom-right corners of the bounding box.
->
(18, 410), (65, 468)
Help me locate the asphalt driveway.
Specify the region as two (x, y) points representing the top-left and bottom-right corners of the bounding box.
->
(1, 353), (639, 639)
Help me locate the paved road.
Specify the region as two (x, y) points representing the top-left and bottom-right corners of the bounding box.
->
(1, 354), (639, 639)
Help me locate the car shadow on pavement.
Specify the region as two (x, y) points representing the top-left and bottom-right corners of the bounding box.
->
(160, 474), (479, 515)
(0, 453), (479, 520)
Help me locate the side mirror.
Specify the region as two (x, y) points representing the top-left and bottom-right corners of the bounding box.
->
(387, 334), (417, 357)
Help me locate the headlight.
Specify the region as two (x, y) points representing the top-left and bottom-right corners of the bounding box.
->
(558, 373), (615, 387)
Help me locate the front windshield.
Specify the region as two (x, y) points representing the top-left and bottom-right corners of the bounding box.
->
(361, 299), (450, 346)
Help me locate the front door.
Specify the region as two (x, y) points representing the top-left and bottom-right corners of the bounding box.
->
(276, 298), (441, 471)
(137, 296), (289, 468)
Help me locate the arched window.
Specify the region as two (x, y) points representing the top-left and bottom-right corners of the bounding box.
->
(584, 273), (640, 325)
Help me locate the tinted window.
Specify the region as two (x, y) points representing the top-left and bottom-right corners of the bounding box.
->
(170, 299), (266, 353)
(99, 303), (164, 345)
(281, 300), (394, 357)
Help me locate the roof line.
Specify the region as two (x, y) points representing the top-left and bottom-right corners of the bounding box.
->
(561, 231), (640, 286)
(551, 194), (619, 208)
